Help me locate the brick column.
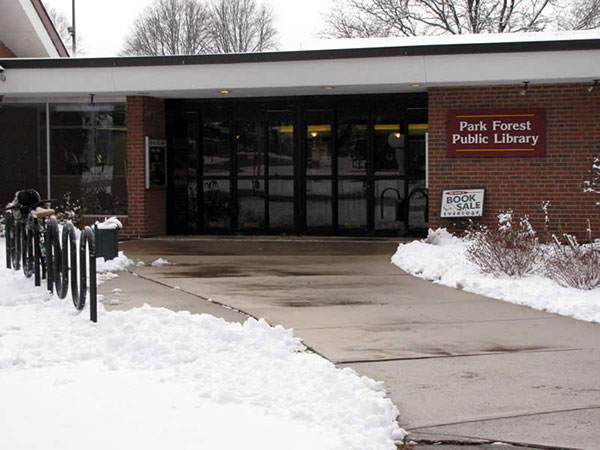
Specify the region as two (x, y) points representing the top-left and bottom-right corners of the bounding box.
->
(122, 96), (166, 239)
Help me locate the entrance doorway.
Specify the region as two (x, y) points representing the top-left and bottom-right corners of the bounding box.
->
(166, 95), (427, 236)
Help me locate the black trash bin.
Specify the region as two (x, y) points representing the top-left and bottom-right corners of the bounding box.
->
(94, 225), (119, 260)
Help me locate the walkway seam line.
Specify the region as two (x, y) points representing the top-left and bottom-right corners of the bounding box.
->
(335, 348), (584, 364)
(406, 405), (600, 432)
(126, 269), (330, 360)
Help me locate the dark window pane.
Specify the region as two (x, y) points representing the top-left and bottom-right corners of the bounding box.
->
(237, 120), (265, 177)
(268, 179), (294, 230)
(338, 179), (367, 230)
(408, 181), (429, 232)
(203, 179), (231, 229)
(0, 104), (45, 205)
(238, 179), (266, 230)
(307, 179), (332, 230)
(169, 112), (199, 232)
(306, 111), (332, 176)
(337, 116), (368, 176)
(407, 124), (428, 180)
(203, 121), (230, 176)
(268, 112), (294, 176)
(374, 120), (404, 176)
(375, 179), (405, 232)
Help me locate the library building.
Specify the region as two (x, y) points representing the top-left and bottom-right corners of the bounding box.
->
(1, 0), (599, 239)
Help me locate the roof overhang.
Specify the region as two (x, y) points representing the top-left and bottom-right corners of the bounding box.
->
(0, 0), (69, 58)
(1, 33), (599, 101)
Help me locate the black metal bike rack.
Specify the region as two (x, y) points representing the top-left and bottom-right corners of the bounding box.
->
(4, 212), (98, 323)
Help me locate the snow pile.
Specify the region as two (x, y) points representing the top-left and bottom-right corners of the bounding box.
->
(0, 242), (405, 450)
(392, 229), (600, 323)
(151, 257), (171, 266)
(95, 216), (123, 230)
(96, 251), (133, 273)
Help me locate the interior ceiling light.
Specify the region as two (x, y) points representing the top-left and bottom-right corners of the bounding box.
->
(219, 89), (231, 95)
(410, 83), (422, 87)
(310, 131), (318, 138)
(323, 86), (335, 90)
(588, 80), (599, 93)
(520, 81), (530, 96)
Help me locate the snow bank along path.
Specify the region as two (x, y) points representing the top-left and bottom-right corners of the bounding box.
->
(0, 239), (405, 450)
(392, 229), (600, 323)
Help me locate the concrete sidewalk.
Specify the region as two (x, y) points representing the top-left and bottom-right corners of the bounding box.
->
(101, 237), (600, 449)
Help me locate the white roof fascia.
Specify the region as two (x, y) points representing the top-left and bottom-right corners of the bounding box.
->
(1, 49), (599, 99)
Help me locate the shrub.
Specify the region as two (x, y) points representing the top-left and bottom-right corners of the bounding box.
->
(544, 234), (600, 290)
(54, 192), (84, 227)
(466, 211), (542, 278)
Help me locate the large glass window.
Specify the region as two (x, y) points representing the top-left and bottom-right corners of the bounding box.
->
(49, 103), (127, 215)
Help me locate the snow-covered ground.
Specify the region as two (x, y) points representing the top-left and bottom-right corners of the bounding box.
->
(0, 240), (405, 450)
(392, 229), (600, 323)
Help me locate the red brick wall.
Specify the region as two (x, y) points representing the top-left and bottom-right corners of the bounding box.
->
(0, 41), (16, 57)
(122, 96), (166, 240)
(428, 83), (600, 240)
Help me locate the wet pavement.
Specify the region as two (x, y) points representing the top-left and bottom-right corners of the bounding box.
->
(100, 237), (600, 449)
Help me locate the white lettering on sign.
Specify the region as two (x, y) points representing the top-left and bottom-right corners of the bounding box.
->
(440, 189), (485, 218)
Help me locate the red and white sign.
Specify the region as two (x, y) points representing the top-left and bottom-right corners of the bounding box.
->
(441, 189), (485, 218)
(447, 108), (546, 158)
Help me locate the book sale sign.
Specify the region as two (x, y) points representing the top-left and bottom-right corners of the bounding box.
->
(447, 109), (546, 158)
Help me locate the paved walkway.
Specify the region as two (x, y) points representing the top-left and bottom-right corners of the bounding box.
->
(101, 237), (600, 449)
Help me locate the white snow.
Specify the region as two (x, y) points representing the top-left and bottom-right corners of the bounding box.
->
(96, 251), (133, 273)
(151, 257), (171, 267)
(95, 216), (123, 230)
(0, 239), (405, 450)
(392, 229), (600, 323)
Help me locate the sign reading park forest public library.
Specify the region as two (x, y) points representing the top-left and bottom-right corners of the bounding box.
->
(447, 108), (546, 158)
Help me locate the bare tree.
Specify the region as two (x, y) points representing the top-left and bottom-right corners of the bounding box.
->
(46, 5), (71, 45)
(321, 0), (563, 38)
(121, 0), (213, 56)
(209, 0), (277, 53)
(121, 0), (277, 56)
(557, 0), (600, 30)
(44, 4), (86, 54)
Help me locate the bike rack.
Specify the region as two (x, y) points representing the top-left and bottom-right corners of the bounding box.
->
(4, 212), (98, 323)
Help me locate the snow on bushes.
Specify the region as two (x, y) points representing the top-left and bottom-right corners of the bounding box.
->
(465, 211), (542, 278)
(392, 228), (600, 323)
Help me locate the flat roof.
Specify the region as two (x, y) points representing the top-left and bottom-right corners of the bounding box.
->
(1, 30), (599, 69)
(1, 31), (599, 101)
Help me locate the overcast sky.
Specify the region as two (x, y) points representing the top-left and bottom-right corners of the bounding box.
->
(43, 0), (334, 57)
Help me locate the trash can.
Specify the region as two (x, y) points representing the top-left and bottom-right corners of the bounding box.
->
(94, 225), (119, 260)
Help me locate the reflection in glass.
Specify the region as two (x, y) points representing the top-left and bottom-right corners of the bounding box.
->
(407, 124), (427, 180)
(338, 179), (367, 230)
(50, 103), (128, 215)
(238, 179), (266, 229)
(337, 117), (368, 176)
(375, 179), (405, 231)
(203, 121), (230, 176)
(268, 112), (294, 176)
(408, 181), (429, 231)
(306, 179), (332, 229)
(203, 179), (230, 229)
(306, 111), (332, 175)
(269, 179), (294, 230)
(375, 121), (404, 175)
(237, 120), (265, 177)
(170, 112), (199, 232)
